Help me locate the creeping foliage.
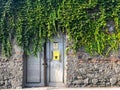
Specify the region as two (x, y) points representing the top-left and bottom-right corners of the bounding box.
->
(0, 0), (120, 56)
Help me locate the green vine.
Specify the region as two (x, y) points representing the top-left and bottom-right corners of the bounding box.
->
(0, 0), (120, 56)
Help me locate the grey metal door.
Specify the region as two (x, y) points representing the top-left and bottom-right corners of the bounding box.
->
(24, 52), (44, 87)
(24, 34), (65, 87)
(46, 34), (65, 86)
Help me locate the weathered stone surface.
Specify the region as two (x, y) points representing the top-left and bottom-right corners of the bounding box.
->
(92, 79), (98, 85)
(86, 74), (94, 78)
(117, 81), (120, 85)
(0, 75), (3, 81)
(0, 81), (4, 85)
(110, 78), (117, 85)
(84, 78), (89, 85)
(66, 36), (120, 88)
(77, 76), (83, 79)
(72, 80), (83, 84)
(0, 41), (23, 89)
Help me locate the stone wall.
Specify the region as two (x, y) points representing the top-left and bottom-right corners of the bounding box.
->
(65, 34), (120, 87)
(1, 35), (120, 89)
(66, 48), (120, 87)
(0, 42), (23, 89)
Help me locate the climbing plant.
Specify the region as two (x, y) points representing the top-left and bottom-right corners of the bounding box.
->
(0, 0), (120, 56)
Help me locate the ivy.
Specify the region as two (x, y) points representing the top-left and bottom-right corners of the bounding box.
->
(0, 0), (120, 56)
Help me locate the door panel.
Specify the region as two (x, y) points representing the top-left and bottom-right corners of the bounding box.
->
(47, 35), (65, 86)
(25, 52), (44, 87)
(50, 62), (63, 82)
(27, 55), (41, 82)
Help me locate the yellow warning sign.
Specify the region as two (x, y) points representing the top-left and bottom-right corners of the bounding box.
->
(53, 50), (60, 60)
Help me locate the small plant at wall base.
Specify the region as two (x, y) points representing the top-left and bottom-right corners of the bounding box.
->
(0, 0), (120, 57)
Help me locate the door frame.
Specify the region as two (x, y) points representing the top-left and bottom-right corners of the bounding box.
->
(23, 34), (67, 87)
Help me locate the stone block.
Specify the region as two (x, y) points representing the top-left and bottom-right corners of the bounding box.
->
(117, 81), (120, 85)
(0, 75), (3, 81)
(87, 74), (94, 78)
(92, 79), (98, 84)
(110, 78), (117, 85)
(72, 80), (83, 84)
(0, 81), (4, 85)
(84, 78), (89, 85)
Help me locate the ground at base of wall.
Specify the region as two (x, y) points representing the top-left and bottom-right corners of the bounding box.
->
(1, 87), (120, 90)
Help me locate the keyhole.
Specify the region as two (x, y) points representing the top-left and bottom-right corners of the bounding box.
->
(55, 56), (58, 59)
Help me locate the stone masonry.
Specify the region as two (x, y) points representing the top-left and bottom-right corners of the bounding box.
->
(1, 35), (120, 89)
(66, 37), (120, 87)
(67, 54), (120, 87)
(0, 41), (23, 89)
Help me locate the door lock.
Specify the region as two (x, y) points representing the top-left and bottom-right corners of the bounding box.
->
(42, 63), (47, 67)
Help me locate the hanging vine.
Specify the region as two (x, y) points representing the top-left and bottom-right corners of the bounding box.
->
(0, 0), (120, 56)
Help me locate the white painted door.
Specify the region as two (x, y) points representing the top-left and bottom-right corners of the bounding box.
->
(46, 34), (65, 86)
